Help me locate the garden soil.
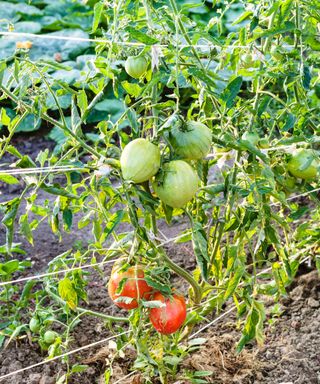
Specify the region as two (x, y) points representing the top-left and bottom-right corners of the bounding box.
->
(0, 134), (319, 384)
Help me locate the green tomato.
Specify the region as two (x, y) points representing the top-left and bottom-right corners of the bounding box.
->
(125, 56), (148, 79)
(43, 330), (58, 345)
(258, 138), (269, 149)
(270, 46), (284, 61)
(29, 318), (40, 333)
(169, 121), (212, 160)
(241, 131), (260, 146)
(286, 149), (319, 180)
(152, 160), (199, 208)
(120, 138), (161, 183)
(240, 53), (257, 69)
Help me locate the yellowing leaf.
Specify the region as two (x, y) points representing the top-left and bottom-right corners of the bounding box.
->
(58, 277), (78, 310)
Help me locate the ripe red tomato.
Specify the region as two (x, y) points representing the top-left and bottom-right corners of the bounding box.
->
(108, 265), (152, 310)
(149, 292), (187, 335)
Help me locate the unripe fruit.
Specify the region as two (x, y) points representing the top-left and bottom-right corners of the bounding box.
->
(286, 149), (319, 180)
(169, 121), (212, 160)
(120, 138), (161, 183)
(125, 56), (148, 79)
(43, 330), (58, 345)
(152, 160), (199, 208)
(29, 318), (40, 333)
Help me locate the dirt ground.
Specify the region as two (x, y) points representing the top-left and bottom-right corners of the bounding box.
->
(0, 133), (319, 384)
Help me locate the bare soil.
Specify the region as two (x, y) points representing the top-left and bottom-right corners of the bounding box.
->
(0, 134), (319, 384)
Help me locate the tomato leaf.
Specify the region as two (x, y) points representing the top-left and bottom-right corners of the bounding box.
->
(221, 76), (243, 109)
(0, 173), (19, 185)
(192, 222), (209, 281)
(58, 277), (78, 310)
(125, 27), (158, 44)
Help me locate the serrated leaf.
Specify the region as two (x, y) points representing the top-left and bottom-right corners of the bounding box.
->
(121, 81), (142, 98)
(40, 183), (78, 199)
(19, 214), (33, 245)
(223, 266), (244, 301)
(302, 65), (311, 90)
(104, 210), (124, 238)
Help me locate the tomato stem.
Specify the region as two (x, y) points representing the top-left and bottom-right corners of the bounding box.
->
(45, 284), (129, 323)
(158, 248), (202, 304)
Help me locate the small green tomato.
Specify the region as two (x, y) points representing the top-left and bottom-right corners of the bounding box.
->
(125, 56), (148, 79)
(43, 330), (58, 345)
(29, 318), (40, 333)
(241, 131), (260, 146)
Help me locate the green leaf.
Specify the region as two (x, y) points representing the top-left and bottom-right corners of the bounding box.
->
(237, 301), (265, 352)
(188, 67), (216, 89)
(0, 260), (20, 276)
(223, 267), (245, 301)
(91, 2), (104, 33)
(192, 222), (209, 281)
(144, 276), (171, 295)
(104, 210), (124, 238)
(221, 76), (242, 109)
(19, 214), (33, 245)
(121, 81), (142, 98)
(58, 277), (78, 310)
(253, 21), (295, 39)
(77, 90), (88, 118)
(40, 184), (78, 199)
(302, 65), (311, 90)
(0, 108), (11, 126)
(1, 198), (21, 252)
(125, 26), (158, 44)
(63, 209), (73, 230)
(0, 173), (19, 185)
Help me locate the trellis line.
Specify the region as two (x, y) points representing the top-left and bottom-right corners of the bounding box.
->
(0, 31), (301, 50)
(189, 254), (312, 339)
(0, 258), (117, 287)
(0, 188), (319, 289)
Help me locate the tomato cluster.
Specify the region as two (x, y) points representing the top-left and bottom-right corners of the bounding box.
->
(108, 265), (186, 335)
(120, 119), (213, 208)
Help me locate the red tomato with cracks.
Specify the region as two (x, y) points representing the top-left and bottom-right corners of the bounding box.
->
(149, 292), (187, 335)
(108, 265), (152, 310)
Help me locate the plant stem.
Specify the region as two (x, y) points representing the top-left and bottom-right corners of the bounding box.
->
(0, 85), (119, 167)
(157, 247), (202, 304)
(45, 284), (129, 323)
(168, 0), (222, 115)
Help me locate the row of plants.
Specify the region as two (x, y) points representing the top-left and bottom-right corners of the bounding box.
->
(1, 0), (320, 382)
